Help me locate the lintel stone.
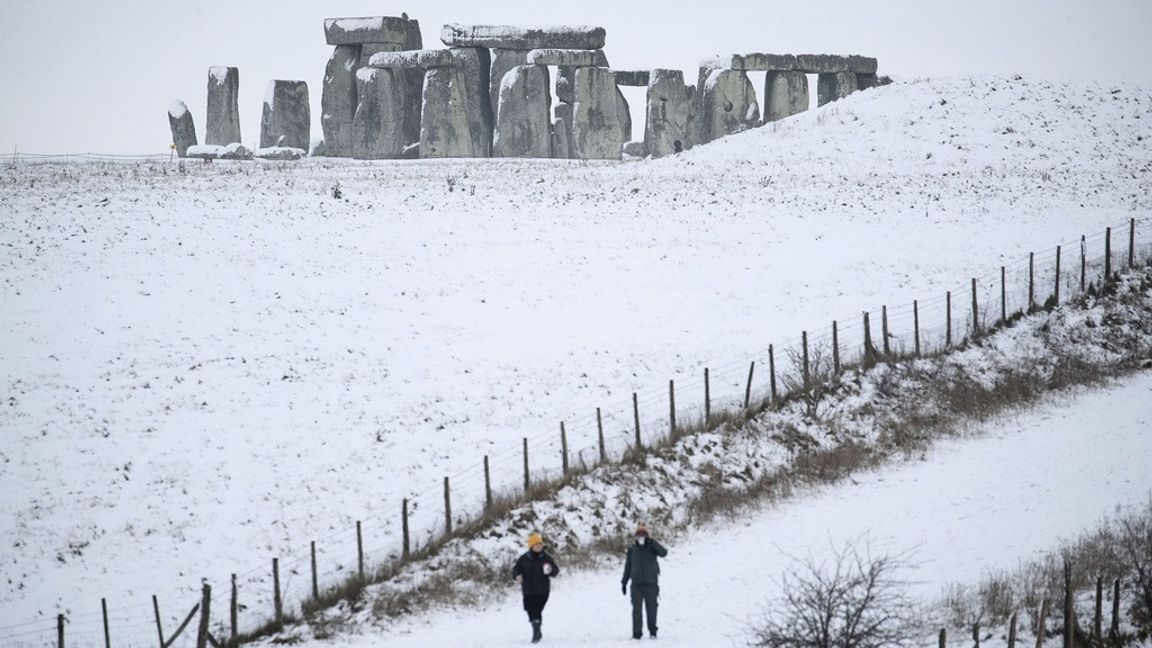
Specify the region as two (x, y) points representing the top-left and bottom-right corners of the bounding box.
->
(370, 49), (456, 69)
(325, 16), (412, 46)
(526, 49), (605, 67)
(728, 53), (798, 71)
(440, 23), (606, 49)
(613, 70), (650, 86)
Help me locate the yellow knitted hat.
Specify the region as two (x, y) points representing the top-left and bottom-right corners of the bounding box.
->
(527, 532), (544, 548)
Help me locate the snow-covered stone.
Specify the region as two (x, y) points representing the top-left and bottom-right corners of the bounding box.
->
(205, 66), (241, 146)
(351, 67), (409, 159)
(357, 43), (401, 70)
(817, 72), (858, 106)
(795, 53), (877, 74)
(185, 144), (222, 159)
(218, 143), (253, 160)
(644, 69), (697, 157)
(701, 68), (759, 143)
(420, 66), (482, 158)
(260, 81), (310, 150)
(167, 100), (197, 158)
(493, 65), (551, 158)
(571, 66), (628, 160)
(324, 16), (412, 46)
(449, 47), (493, 157)
(856, 73), (879, 91)
(369, 49), (456, 69)
(764, 71), (809, 122)
(321, 45), (361, 157)
(254, 146), (306, 160)
(526, 49), (604, 67)
(727, 53), (798, 71)
(440, 24), (606, 50)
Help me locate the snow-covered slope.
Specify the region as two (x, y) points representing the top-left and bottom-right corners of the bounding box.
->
(1, 75), (1149, 643)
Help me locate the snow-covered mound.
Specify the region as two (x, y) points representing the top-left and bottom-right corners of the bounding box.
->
(0, 75), (1149, 643)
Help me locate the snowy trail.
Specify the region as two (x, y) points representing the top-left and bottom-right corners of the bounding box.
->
(332, 372), (1152, 647)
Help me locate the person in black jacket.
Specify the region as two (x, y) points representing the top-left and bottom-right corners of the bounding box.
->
(621, 524), (668, 639)
(514, 531), (560, 643)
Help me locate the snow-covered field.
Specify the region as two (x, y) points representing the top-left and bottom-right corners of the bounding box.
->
(1, 75), (1150, 644)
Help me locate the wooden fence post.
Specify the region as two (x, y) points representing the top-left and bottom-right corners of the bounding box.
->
(443, 477), (452, 535)
(768, 345), (777, 402)
(971, 278), (979, 337)
(1036, 598), (1050, 648)
(668, 381), (676, 435)
(1094, 576), (1102, 643)
(1110, 578), (1120, 640)
(832, 321), (840, 374)
(704, 369), (711, 424)
(402, 499), (410, 559)
(58, 613), (64, 648)
(596, 408), (606, 464)
(881, 307), (890, 357)
(1063, 560), (1073, 648)
(310, 541), (319, 600)
(483, 457), (492, 511)
(523, 438), (531, 492)
(743, 361), (755, 409)
(863, 312), (875, 368)
(913, 301), (921, 356)
(153, 595), (165, 648)
(946, 292), (953, 348)
(1129, 217), (1136, 268)
(230, 573), (238, 642)
(1080, 235), (1087, 293)
(560, 422), (569, 475)
(802, 331), (811, 389)
(1028, 252), (1035, 310)
(102, 598), (111, 648)
(273, 558), (283, 625)
(1054, 245), (1061, 306)
(195, 583), (211, 648)
(632, 393), (642, 450)
(1008, 611), (1018, 648)
(1105, 226), (1112, 283)
(1001, 266), (1007, 323)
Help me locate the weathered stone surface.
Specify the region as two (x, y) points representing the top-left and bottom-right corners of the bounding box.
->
(697, 60), (724, 108)
(622, 141), (647, 157)
(490, 49), (529, 119)
(260, 80), (310, 150)
(847, 55), (878, 74)
(441, 24), (606, 49)
(701, 68), (759, 143)
(729, 53), (798, 71)
(795, 54), (849, 74)
(856, 73), (879, 91)
(186, 145), (222, 160)
(817, 72), (857, 106)
(613, 70), (650, 86)
(571, 66), (628, 160)
(321, 45), (361, 157)
(358, 43), (401, 69)
(615, 85), (632, 143)
(351, 67), (410, 159)
(370, 49), (456, 69)
(420, 66), (484, 158)
(255, 146), (305, 160)
(493, 65), (552, 158)
(449, 47), (493, 157)
(553, 101), (573, 157)
(876, 75), (893, 87)
(404, 19), (423, 49)
(219, 143), (253, 160)
(550, 118), (571, 159)
(206, 66), (241, 145)
(764, 71), (808, 122)
(555, 51), (609, 103)
(325, 16), (411, 46)
(526, 49), (603, 67)
(167, 100), (197, 157)
(644, 69), (697, 157)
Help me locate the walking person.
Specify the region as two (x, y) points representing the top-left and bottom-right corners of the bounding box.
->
(514, 531), (560, 643)
(621, 524), (668, 639)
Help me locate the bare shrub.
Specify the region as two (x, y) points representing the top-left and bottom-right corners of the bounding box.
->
(748, 539), (922, 648)
(780, 339), (838, 419)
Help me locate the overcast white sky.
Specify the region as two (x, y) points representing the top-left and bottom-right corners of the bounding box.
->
(1, 0), (1150, 154)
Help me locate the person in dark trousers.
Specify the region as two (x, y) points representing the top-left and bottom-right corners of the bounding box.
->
(514, 532), (560, 643)
(621, 524), (668, 639)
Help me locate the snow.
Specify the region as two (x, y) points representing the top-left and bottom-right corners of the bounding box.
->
(184, 143), (223, 157)
(322, 373), (1152, 647)
(254, 147), (305, 160)
(1, 75), (1151, 644)
(208, 66), (230, 86)
(168, 101), (188, 119)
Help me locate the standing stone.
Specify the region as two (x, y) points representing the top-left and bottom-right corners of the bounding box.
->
(555, 50), (609, 103)
(550, 118), (571, 159)
(764, 71), (809, 122)
(351, 67), (409, 158)
(449, 47), (493, 157)
(167, 100), (198, 158)
(697, 59), (724, 107)
(206, 66), (241, 145)
(856, 73), (879, 91)
(645, 69), (697, 157)
(701, 68), (759, 143)
(553, 102), (574, 157)
(490, 49), (529, 119)
(324, 16), (411, 46)
(817, 72), (857, 106)
(260, 81), (310, 150)
(403, 18), (423, 49)
(571, 66), (628, 160)
(359, 43), (402, 69)
(493, 65), (551, 158)
(615, 85), (632, 144)
(420, 66), (482, 158)
(321, 45), (361, 156)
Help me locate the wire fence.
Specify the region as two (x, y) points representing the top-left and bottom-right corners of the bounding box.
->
(4, 217), (1149, 648)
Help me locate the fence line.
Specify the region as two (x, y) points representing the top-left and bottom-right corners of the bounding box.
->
(5, 217), (1149, 647)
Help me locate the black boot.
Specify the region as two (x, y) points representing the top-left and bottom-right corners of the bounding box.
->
(531, 619), (542, 643)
